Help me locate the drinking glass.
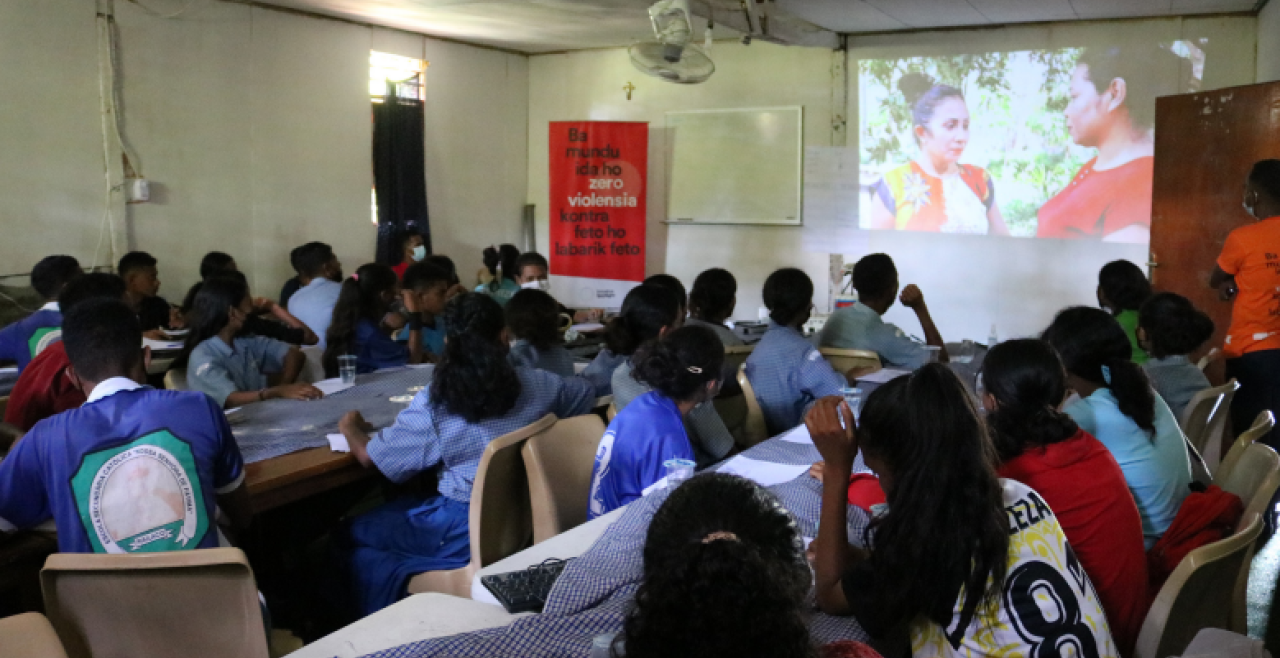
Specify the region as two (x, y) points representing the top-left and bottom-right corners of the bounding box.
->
(338, 355), (358, 385)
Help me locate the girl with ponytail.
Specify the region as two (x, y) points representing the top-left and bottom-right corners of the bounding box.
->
(323, 263), (424, 376)
(982, 339), (1148, 655)
(1042, 306), (1192, 549)
(335, 292), (596, 616)
(588, 325), (724, 520)
(473, 244), (521, 306)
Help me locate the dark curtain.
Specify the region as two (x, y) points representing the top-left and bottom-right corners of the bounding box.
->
(372, 86), (430, 265)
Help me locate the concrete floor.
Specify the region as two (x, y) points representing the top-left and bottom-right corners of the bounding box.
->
(1247, 506), (1280, 649)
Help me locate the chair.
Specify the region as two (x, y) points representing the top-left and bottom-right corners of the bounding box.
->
(737, 364), (769, 447)
(162, 368), (188, 391)
(723, 345), (755, 377)
(818, 347), (882, 379)
(1134, 515), (1263, 658)
(406, 413), (557, 598)
(1197, 347), (1221, 372)
(1180, 380), (1240, 471)
(606, 403), (618, 421)
(0, 612), (69, 658)
(1217, 442), (1280, 533)
(522, 414), (606, 544)
(40, 548), (268, 658)
(299, 345), (325, 384)
(1215, 411), (1274, 482)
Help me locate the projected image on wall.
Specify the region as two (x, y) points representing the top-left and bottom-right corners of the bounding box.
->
(857, 42), (1205, 242)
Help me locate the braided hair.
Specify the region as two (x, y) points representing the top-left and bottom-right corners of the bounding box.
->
(431, 293), (522, 422)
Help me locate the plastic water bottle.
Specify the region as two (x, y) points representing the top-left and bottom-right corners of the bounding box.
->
(987, 323), (999, 349)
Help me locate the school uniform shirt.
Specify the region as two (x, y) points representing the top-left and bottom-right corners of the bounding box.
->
(0, 378), (245, 554)
(684, 317), (745, 347)
(188, 334), (292, 408)
(474, 278), (520, 307)
(819, 302), (929, 370)
(843, 480), (1118, 658)
(612, 360), (735, 465)
(1065, 388), (1192, 549)
(581, 348), (626, 396)
(354, 319), (409, 374)
(587, 391), (694, 520)
(279, 277), (302, 310)
(1216, 214), (1280, 359)
(997, 430), (1149, 656)
(508, 339), (576, 378)
(288, 278), (342, 347)
(138, 295), (173, 331)
(1115, 310), (1149, 364)
(745, 324), (848, 435)
(3, 341), (85, 431)
(1144, 355), (1211, 421)
(0, 302), (62, 371)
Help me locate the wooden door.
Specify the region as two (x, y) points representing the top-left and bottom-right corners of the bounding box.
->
(1151, 81), (1280, 381)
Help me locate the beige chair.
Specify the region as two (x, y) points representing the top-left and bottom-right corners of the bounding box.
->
(298, 345), (326, 384)
(818, 347), (882, 379)
(723, 344), (755, 377)
(1217, 442), (1280, 533)
(406, 413), (557, 597)
(1197, 347), (1221, 372)
(1180, 380), (1240, 471)
(40, 548), (268, 658)
(162, 368), (188, 391)
(522, 414), (606, 544)
(737, 364), (769, 448)
(0, 612), (69, 658)
(606, 403), (618, 421)
(1216, 411), (1275, 482)
(1134, 515), (1264, 658)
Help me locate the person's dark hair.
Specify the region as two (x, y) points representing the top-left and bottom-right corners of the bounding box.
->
(1138, 293), (1215, 359)
(632, 325), (725, 402)
(424, 255), (459, 285)
(505, 289), (562, 350)
(899, 72), (965, 143)
(398, 229), (424, 257)
(1098, 260), (1151, 312)
(324, 264), (398, 375)
(981, 339), (1081, 462)
(58, 273), (126, 316)
(762, 268), (813, 326)
(688, 268), (737, 324)
(431, 293), (522, 423)
(513, 252), (549, 279)
(63, 299), (142, 383)
(1077, 45), (1180, 130)
(117, 251), (157, 277)
(199, 252), (237, 280)
(182, 274), (250, 358)
(1248, 159), (1280, 201)
(402, 262), (451, 294)
(289, 244), (306, 275)
(481, 244), (521, 285)
(605, 285), (681, 357)
(852, 254), (898, 301)
(30, 255), (83, 301)
(643, 274), (687, 312)
(296, 243), (336, 280)
(622, 473), (812, 658)
(1042, 306), (1156, 433)
(856, 364), (1008, 635)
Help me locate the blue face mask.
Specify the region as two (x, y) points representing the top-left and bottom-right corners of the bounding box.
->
(411, 245), (426, 262)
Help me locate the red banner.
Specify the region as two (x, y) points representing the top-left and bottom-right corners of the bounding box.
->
(549, 121), (648, 288)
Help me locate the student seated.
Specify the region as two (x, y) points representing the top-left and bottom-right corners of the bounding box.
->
(335, 292), (595, 615)
(118, 251), (179, 336)
(185, 275), (322, 409)
(513, 251), (602, 323)
(609, 285), (736, 464)
(819, 253), (947, 368)
(287, 242), (344, 345)
(1043, 306), (1192, 548)
(0, 255), (82, 370)
(581, 275), (686, 396)
(685, 268), (744, 347)
(1098, 260), (1153, 364)
(474, 244), (521, 306)
(200, 251), (237, 279)
(323, 264), (425, 375)
(808, 366), (1119, 656)
(392, 230), (426, 280)
(279, 243), (308, 310)
(745, 268), (847, 435)
(4, 274), (126, 431)
(1139, 292), (1214, 420)
(982, 339), (1149, 655)
(0, 298), (251, 553)
(401, 262), (454, 360)
(588, 325), (723, 519)
(183, 269), (318, 347)
(505, 288), (574, 377)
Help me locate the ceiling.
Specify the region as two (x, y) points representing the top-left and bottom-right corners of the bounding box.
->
(247, 0), (1262, 53)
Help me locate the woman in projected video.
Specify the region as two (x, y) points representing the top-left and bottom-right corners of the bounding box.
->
(870, 73), (1010, 236)
(1037, 45), (1176, 242)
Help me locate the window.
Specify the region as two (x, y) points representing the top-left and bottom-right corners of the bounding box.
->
(370, 51), (427, 102)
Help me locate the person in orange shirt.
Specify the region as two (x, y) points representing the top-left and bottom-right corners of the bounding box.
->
(1211, 159), (1280, 444)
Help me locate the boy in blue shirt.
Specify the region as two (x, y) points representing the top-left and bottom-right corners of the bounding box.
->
(0, 255), (82, 371)
(819, 253), (948, 369)
(0, 299), (250, 553)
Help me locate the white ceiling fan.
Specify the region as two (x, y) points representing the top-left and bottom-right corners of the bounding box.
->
(629, 0), (715, 84)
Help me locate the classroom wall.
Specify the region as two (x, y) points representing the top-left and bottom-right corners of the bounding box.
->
(1260, 0), (1280, 83)
(0, 0), (529, 299)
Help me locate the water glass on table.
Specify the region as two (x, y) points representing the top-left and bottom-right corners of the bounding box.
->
(954, 339), (976, 364)
(338, 355), (358, 385)
(840, 386), (863, 420)
(663, 458), (695, 490)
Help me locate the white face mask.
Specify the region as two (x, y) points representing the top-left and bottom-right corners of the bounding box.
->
(411, 245), (426, 262)
(521, 278), (551, 292)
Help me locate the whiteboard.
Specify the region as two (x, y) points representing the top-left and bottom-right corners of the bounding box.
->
(664, 106), (803, 225)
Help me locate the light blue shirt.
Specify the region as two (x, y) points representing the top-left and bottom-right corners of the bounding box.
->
(188, 335), (292, 408)
(1065, 388), (1193, 549)
(818, 302), (928, 370)
(288, 278), (342, 347)
(745, 324), (848, 435)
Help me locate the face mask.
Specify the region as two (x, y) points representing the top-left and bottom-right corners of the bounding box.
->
(521, 279), (551, 292)
(1244, 193), (1258, 219)
(411, 245), (426, 262)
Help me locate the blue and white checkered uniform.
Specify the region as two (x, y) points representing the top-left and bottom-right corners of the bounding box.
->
(507, 339), (576, 379)
(819, 301), (929, 370)
(580, 348), (626, 396)
(745, 324), (847, 435)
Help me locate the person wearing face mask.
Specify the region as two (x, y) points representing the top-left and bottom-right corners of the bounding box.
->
(870, 72), (1009, 236)
(185, 275), (322, 409)
(512, 251), (603, 323)
(1211, 159), (1280, 444)
(323, 263), (427, 376)
(1037, 45), (1178, 242)
(287, 242), (345, 346)
(587, 325), (725, 520)
(391, 231), (427, 281)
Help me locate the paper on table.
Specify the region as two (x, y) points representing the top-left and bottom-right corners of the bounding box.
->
(777, 425), (813, 445)
(326, 433), (351, 453)
(715, 456), (809, 488)
(857, 368), (911, 384)
(143, 338), (185, 351)
(570, 323), (605, 333)
(313, 378), (354, 396)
